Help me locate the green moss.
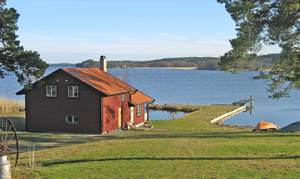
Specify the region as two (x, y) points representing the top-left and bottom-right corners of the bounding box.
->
(149, 104), (204, 112)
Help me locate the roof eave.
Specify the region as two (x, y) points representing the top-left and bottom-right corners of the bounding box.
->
(129, 99), (155, 106)
(16, 90), (25, 95)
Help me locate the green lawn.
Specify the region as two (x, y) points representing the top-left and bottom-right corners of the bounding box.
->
(8, 105), (300, 179)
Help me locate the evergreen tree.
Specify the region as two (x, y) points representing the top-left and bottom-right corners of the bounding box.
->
(0, 0), (48, 86)
(218, 0), (300, 98)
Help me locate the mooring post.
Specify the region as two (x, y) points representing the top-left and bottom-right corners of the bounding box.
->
(249, 96), (253, 115)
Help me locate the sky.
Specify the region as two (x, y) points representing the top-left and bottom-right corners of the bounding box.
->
(7, 0), (280, 63)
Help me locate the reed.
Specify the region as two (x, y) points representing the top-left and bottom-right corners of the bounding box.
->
(0, 97), (25, 114)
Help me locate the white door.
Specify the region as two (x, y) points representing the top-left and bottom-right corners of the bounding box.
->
(144, 112), (148, 121)
(118, 107), (122, 128)
(130, 107), (134, 123)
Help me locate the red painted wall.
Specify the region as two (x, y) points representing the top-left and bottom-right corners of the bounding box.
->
(134, 103), (145, 125)
(101, 93), (130, 133)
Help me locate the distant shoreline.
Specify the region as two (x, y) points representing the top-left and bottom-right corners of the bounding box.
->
(50, 54), (279, 71)
(114, 67), (199, 70)
(48, 65), (269, 72)
(49, 64), (201, 70)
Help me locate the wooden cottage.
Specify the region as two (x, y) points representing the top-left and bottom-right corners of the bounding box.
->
(16, 57), (154, 134)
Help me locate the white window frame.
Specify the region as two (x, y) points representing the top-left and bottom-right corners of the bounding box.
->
(137, 104), (142, 116)
(121, 94), (126, 102)
(68, 85), (79, 98)
(46, 85), (57, 97)
(65, 115), (79, 124)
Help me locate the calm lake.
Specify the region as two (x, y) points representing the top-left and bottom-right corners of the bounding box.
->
(1, 66), (300, 127)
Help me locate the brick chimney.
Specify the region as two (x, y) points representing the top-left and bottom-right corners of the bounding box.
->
(100, 55), (107, 72)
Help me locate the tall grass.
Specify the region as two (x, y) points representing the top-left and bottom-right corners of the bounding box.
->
(0, 97), (25, 114)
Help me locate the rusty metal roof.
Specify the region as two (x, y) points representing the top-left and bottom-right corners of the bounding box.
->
(130, 91), (154, 105)
(63, 68), (136, 95)
(16, 67), (154, 100)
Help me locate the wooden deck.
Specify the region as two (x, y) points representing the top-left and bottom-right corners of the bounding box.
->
(232, 96), (253, 106)
(211, 105), (247, 124)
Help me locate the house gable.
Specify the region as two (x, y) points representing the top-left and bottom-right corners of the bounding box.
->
(17, 69), (106, 96)
(24, 70), (102, 133)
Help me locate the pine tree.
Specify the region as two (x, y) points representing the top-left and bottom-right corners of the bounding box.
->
(218, 0), (300, 98)
(0, 0), (48, 86)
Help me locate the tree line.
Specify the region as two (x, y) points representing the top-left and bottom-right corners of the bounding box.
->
(75, 54), (280, 71)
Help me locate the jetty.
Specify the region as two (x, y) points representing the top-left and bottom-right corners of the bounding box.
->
(232, 96), (253, 106)
(211, 105), (247, 124)
(211, 97), (253, 124)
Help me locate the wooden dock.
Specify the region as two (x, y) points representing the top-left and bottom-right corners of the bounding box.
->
(211, 105), (247, 124)
(232, 96), (253, 106)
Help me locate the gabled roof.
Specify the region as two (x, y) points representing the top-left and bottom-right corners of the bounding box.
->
(17, 67), (136, 96)
(130, 91), (154, 105)
(62, 68), (136, 95)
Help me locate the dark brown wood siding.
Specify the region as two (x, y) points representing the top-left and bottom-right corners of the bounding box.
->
(25, 70), (101, 133)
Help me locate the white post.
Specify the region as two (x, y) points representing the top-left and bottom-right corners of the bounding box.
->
(28, 145), (36, 169)
(0, 155), (11, 179)
(144, 112), (147, 121)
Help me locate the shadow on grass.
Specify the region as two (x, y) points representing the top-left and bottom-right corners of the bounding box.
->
(6, 115), (300, 152)
(17, 135), (100, 152)
(4, 117), (25, 131)
(16, 131), (300, 152)
(44, 155), (300, 166)
(92, 131), (300, 141)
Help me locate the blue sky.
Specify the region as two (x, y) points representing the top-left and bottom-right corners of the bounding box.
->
(7, 0), (280, 63)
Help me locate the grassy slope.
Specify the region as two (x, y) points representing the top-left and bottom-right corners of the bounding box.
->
(12, 105), (300, 179)
(0, 112), (25, 118)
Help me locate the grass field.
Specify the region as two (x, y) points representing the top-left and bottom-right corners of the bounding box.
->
(6, 105), (300, 178)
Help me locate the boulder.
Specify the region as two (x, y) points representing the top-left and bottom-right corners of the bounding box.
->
(280, 121), (300, 132)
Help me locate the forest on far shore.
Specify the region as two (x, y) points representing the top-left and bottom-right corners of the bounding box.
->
(51, 53), (280, 71)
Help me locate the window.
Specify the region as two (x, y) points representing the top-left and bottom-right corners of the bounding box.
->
(65, 115), (79, 124)
(121, 94), (125, 102)
(46, 85), (57, 97)
(137, 104), (142, 116)
(68, 85), (79, 98)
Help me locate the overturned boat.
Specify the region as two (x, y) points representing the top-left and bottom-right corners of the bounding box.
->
(253, 121), (279, 132)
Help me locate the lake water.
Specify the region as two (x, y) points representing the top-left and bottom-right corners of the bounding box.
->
(149, 110), (187, 120)
(1, 66), (300, 127)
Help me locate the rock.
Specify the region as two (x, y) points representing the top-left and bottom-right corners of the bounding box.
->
(280, 121), (300, 132)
